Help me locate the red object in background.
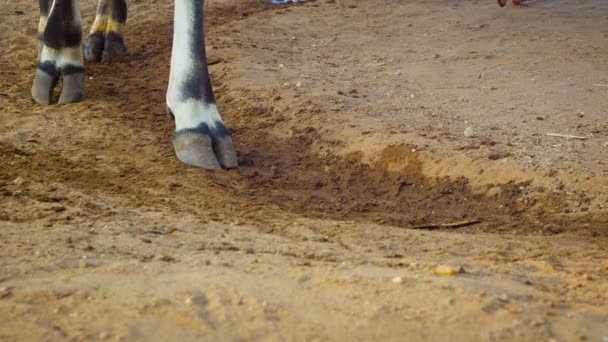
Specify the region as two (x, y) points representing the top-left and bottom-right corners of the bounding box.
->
(498, 0), (523, 6)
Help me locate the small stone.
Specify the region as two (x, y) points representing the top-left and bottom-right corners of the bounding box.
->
(12, 177), (24, 186)
(530, 318), (545, 327)
(488, 150), (511, 160)
(464, 127), (475, 138)
(434, 265), (465, 276)
(159, 255), (176, 262)
(296, 81), (303, 88)
(391, 276), (403, 284)
(0, 287), (12, 299)
(278, 64), (285, 68)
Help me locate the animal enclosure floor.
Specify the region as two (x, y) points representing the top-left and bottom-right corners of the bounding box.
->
(0, 0), (607, 340)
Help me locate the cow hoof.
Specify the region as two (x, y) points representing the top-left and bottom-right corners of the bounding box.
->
(172, 129), (238, 170)
(85, 32), (127, 63)
(32, 63), (85, 105)
(213, 135), (238, 169)
(173, 131), (222, 170)
(31, 68), (59, 105)
(58, 72), (85, 104)
(84, 32), (104, 62)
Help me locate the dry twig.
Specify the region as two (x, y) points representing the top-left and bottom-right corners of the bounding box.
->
(546, 133), (587, 140)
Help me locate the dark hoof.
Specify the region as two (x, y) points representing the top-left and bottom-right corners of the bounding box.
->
(213, 135), (238, 169)
(85, 32), (127, 63)
(84, 32), (104, 62)
(173, 131), (222, 170)
(101, 33), (127, 63)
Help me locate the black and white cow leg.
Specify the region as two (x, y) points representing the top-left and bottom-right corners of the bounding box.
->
(32, 0), (85, 105)
(36, 0), (51, 59)
(84, 0), (128, 63)
(166, 0), (237, 170)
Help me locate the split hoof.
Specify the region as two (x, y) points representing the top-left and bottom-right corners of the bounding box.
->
(58, 70), (85, 104)
(84, 32), (104, 62)
(85, 32), (127, 63)
(172, 127), (238, 170)
(31, 63), (85, 105)
(31, 67), (58, 105)
(213, 135), (238, 169)
(173, 131), (222, 170)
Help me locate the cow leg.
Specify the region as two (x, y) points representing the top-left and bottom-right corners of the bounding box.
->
(84, 0), (127, 63)
(36, 0), (51, 58)
(32, 0), (85, 105)
(166, 0), (237, 170)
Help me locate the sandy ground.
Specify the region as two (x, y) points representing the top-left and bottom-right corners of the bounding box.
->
(1, 0), (607, 340)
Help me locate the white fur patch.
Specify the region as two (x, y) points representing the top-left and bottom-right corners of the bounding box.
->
(172, 100), (221, 131)
(40, 46), (83, 67)
(167, 0), (195, 108)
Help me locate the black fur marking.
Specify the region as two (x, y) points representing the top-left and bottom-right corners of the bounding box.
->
(39, 0), (51, 16)
(181, 0), (216, 104)
(37, 61), (59, 78)
(173, 121), (230, 139)
(43, 0), (82, 49)
(110, 0), (128, 23)
(210, 121), (231, 137)
(60, 64), (85, 75)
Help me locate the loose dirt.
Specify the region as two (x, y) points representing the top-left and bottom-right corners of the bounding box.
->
(1, 0), (607, 340)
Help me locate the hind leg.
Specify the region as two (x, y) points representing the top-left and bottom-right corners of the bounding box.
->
(32, 0), (85, 105)
(84, 0), (127, 63)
